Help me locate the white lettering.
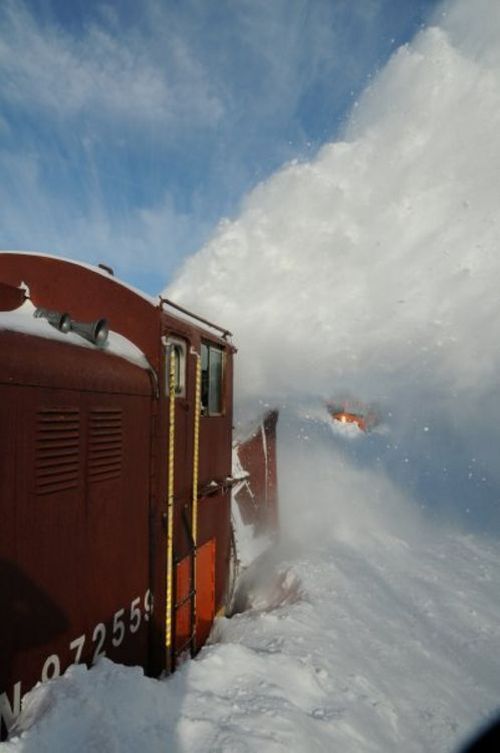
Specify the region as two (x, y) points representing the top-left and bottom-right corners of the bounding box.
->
(69, 634), (86, 664)
(130, 597), (141, 633)
(92, 622), (106, 663)
(144, 589), (153, 620)
(41, 654), (61, 682)
(112, 609), (125, 647)
(0, 682), (21, 735)
(2, 590), (154, 735)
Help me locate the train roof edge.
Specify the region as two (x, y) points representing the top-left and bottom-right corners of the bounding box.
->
(0, 252), (232, 367)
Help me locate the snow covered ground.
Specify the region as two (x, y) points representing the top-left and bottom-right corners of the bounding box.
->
(4, 411), (499, 753)
(3, 0), (500, 750)
(3, 536), (499, 753)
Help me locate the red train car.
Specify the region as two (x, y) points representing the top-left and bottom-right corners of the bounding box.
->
(0, 252), (242, 739)
(232, 410), (279, 534)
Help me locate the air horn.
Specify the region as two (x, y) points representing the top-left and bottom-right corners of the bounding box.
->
(34, 308), (109, 346)
(69, 318), (109, 347)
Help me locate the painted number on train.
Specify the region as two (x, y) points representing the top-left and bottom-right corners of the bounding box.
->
(1, 589), (153, 736)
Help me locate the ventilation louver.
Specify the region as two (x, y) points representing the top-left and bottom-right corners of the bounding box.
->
(88, 408), (123, 483)
(35, 409), (80, 495)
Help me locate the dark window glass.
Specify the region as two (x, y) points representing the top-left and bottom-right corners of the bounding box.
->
(201, 342), (223, 415)
(201, 343), (209, 413)
(173, 345), (182, 395)
(209, 347), (222, 414)
(165, 339), (186, 398)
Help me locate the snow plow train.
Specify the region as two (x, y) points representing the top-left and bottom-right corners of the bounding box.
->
(0, 253), (278, 740)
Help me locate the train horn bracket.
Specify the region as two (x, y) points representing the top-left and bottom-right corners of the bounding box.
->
(34, 307), (71, 333)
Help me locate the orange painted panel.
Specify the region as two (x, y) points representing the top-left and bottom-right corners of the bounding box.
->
(196, 539), (216, 647)
(175, 557), (192, 656)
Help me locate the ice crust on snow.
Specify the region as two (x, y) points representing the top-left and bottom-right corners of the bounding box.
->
(5, 0), (500, 751)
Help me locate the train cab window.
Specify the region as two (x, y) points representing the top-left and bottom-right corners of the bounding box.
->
(165, 338), (187, 398)
(201, 342), (223, 415)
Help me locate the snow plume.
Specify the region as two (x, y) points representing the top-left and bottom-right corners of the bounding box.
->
(168, 0), (500, 532)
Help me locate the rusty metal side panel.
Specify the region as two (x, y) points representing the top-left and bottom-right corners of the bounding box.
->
(0, 257), (238, 700)
(0, 330), (151, 396)
(0, 381), (152, 740)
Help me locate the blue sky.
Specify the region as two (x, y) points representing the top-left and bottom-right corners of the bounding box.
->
(0, 0), (441, 294)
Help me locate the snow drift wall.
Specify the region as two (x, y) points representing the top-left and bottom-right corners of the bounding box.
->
(167, 0), (500, 533)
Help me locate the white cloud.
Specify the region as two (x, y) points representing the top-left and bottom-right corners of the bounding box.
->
(0, 0), (223, 128)
(0, 0), (400, 142)
(0, 0), (441, 294)
(0, 145), (208, 286)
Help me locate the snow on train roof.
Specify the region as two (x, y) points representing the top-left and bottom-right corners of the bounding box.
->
(0, 296), (151, 371)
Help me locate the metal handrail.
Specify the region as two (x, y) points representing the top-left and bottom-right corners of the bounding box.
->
(159, 297), (232, 339)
